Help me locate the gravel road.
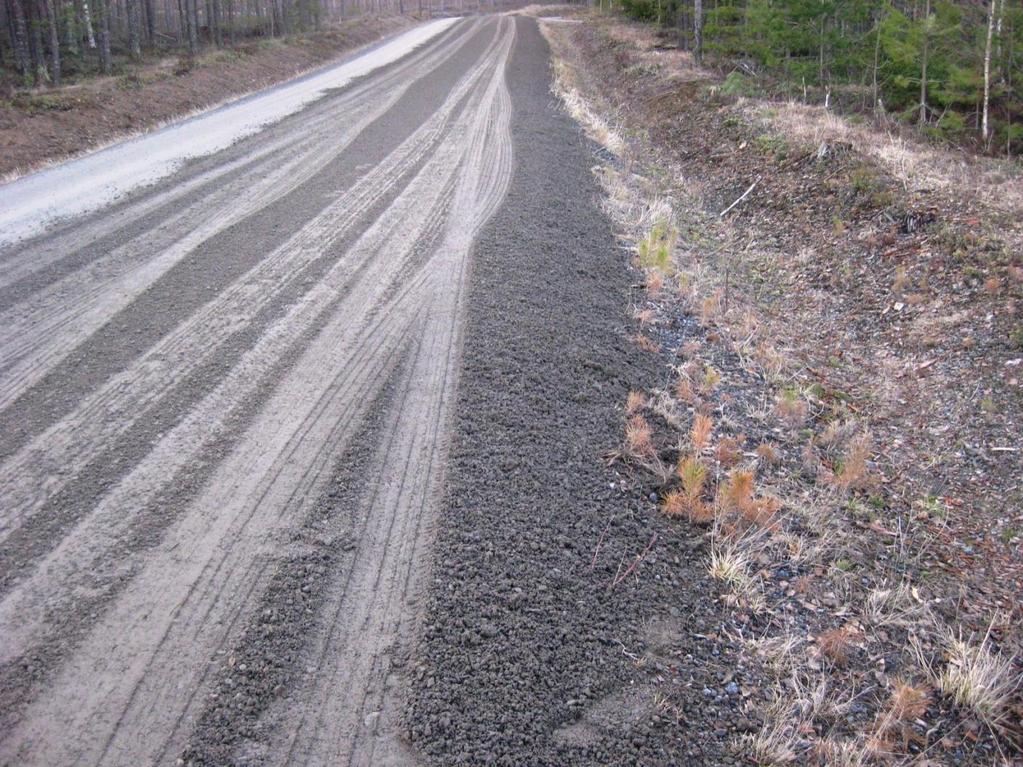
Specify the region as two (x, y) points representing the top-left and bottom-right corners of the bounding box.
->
(0, 14), (734, 767)
(0, 16), (513, 766)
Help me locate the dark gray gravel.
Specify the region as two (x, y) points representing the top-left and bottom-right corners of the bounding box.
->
(403, 18), (742, 767)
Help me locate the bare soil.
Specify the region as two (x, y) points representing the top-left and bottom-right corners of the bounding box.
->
(0, 14), (416, 179)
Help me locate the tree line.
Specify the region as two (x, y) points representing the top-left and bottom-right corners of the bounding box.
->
(608, 0), (1023, 153)
(1, 0), (497, 85)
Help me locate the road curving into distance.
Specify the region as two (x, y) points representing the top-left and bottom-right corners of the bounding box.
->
(0, 16), (514, 766)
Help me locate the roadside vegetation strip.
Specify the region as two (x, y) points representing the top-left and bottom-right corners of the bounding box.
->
(542, 10), (1021, 765)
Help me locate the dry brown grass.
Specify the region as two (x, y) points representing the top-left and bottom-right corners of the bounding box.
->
(633, 333), (661, 353)
(834, 433), (872, 491)
(700, 291), (721, 326)
(690, 413), (714, 453)
(545, 16), (1022, 764)
(676, 454), (712, 522)
(816, 626), (857, 667)
(718, 468), (756, 514)
(681, 340), (701, 358)
(932, 628), (1019, 732)
(645, 271), (664, 297)
(714, 434), (745, 467)
(625, 414), (655, 459)
(884, 679), (930, 723)
(755, 441), (780, 464)
(634, 307), (656, 325)
(626, 389), (647, 415)
(775, 388), (808, 429)
(742, 99), (1023, 219)
(675, 376), (697, 405)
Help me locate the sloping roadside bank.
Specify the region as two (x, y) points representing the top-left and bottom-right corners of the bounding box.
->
(537, 11), (1022, 765)
(0, 14), (418, 180)
(403, 17), (747, 766)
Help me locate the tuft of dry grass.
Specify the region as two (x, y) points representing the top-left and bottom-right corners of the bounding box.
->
(775, 387), (808, 429)
(755, 441), (780, 464)
(674, 454), (713, 522)
(625, 414), (655, 460)
(691, 413), (714, 453)
(681, 340), (701, 357)
(741, 709), (798, 765)
(633, 333), (661, 353)
(634, 307), (656, 325)
(816, 626), (857, 667)
(700, 291), (722, 326)
(884, 679), (930, 723)
(892, 265), (908, 295)
(933, 628), (1018, 731)
(834, 432), (872, 491)
(714, 434), (745, 467)
(675, 376), (697, 405)
(626, 389), (647, 415)
(700, 364), (722, 395)
(718, 468), (755, 514)
(645, 271), (664, 297)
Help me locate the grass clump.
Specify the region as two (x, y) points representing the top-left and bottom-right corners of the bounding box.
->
(636, 221), (676, 273)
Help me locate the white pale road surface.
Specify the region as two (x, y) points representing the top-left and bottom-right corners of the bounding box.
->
(0, 15), (515, 766)
(0, 18), (457, 248)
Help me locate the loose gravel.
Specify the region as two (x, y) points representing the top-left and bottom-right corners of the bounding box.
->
(404, 17), (744, 767)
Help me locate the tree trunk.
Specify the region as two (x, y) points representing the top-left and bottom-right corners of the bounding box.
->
(80, 0), (94, 46)
(95, 0), (110, 72)
(143, 0), (154, 43)
(27, 0), (47, 82)
(871, 8), (883, 111)
(65, 0), (81, 55)
(187, 0), (198, 51)
(5, 0), (31, 75)
(127, 0), (141, 58)
(693, 0), (702, 66)
(210, 0), (221, 45)
(44, 0), (60, 83)
(919, 0), (929, 126)
(982, 0), (996, 142)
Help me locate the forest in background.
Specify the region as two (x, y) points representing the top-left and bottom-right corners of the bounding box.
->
(608, 0), (1023, 154)
(0, 0), (496, 86)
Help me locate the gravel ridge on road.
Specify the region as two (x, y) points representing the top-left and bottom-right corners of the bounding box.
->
(404, 17), (741, 767)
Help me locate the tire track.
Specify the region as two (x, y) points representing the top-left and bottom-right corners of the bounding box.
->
(0, 20), (506, 551)
(0, 20), (487, 424)
(0, 16), (517, 766)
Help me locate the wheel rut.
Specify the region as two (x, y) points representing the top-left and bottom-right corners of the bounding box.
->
(0, 15), (516, 767)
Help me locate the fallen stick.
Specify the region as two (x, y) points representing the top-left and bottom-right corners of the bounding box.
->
(719, 177), (760, 217)
(591, 514), (615, 571)
(611, 532), (658, 588)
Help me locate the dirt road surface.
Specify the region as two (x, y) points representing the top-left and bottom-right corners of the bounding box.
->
(0, 12), (726, 766)
(0, 16), (513, 766)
